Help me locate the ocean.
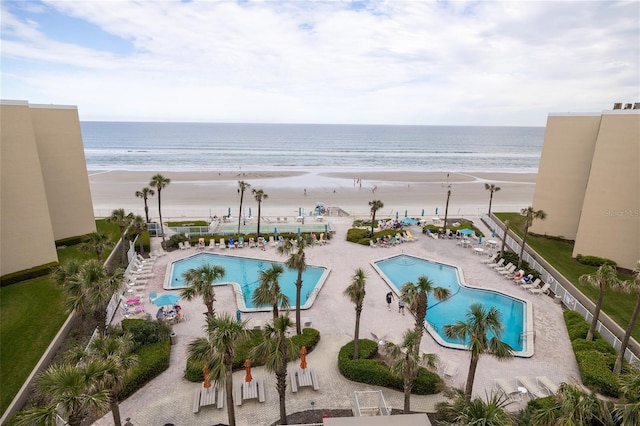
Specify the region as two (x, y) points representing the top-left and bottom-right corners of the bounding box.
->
(80, 122), (544, 173)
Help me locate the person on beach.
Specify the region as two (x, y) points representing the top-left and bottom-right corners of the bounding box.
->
(385, 291), (394, 311)
(398, 299), (405, 315)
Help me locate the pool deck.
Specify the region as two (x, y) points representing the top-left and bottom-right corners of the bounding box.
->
(96, 216), (581, 425)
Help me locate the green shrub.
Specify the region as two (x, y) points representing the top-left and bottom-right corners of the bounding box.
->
(55, 235), (86, 247)
(164, 233), (188, 250)
(120, 341), (171, 399)
(1, 262), (58, 287)
(574, 351), (620, 397)
(571, 338), (616, 355)
(563, 310), (600, 341)
(291, 327), (321, 353)
(346, 228), (369, 243)
(122, 318), (172, 349)
(576, 254), (617, 268)
(338, 339), (442, 395)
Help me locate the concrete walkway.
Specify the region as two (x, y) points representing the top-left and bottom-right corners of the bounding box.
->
(94, 217), (581, 425)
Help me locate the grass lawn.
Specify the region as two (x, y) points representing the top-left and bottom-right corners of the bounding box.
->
(495, 213), (639, 342)
(0, 276), (67, 414)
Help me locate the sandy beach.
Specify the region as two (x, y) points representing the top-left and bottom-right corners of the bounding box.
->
(88, 170), (536, 219)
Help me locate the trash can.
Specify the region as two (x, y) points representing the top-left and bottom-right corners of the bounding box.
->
(170, 332), (177, 345)
(554, 295), (562, 305)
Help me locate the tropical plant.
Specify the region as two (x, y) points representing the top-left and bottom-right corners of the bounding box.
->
(578, 264), (621, 342)
(237, 180), (251, 236)
(517, 206), (547, 270)
(436, 388), (513, 426)
(149, 174), (171, 241)
(532, 382), (614, 426)
(485, 183), (501, 217)
(128, 215), (148, 255)
(368, 199), (384, 235)
(134, 186), (155, 223)
(251, 315), (299, 425)
(13, 361), (111, 426)
(75, 260), (123, 336)
(613, 261), (640, 374)
(401, 275), (451, 358)
(277, 235), (311, 334)
(443, 303), (514, 401)
(79, 231), (114, 263)
(385, 329), (437, 413)
(187, 313), (249, 426)
(252, 264), (288, 319)
(108, 208), (134, 264)
(69, 334), (138, 426)
(343, 268), (367, 359)
(443, 185), (452, 235)
(181, 264), (226, 318)
(252, 188), (268, 237)
(613, 363), (640, 425)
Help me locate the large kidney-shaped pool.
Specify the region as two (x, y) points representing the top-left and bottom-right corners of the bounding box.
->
(373, 254), (533, 357)
(165, 253), (330, 312)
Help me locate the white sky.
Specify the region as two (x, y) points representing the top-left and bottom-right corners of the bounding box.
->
(1, 0), (638, 125)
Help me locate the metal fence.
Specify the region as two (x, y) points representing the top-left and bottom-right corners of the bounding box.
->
(483, 214), (639, 365)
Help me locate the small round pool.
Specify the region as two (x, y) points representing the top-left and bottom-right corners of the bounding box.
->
(165, 252), (330, 312)
(373, 254), (533, 357)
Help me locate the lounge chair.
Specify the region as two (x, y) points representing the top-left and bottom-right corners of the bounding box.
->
(237, 237), (245, 248)
(405, 230), (417, 241)
(149, 291), (158, 302)
(482, 254), (498, 264)
(508, 269), (524, 280)
(220, 238), (227, 249)
(529, 282), (551, 296)
(494, 378), (522, 401)
(439, 360), (459, 379)
(178, 242), (186, 250)
(184, 241), (192, 249)
(498, 265), (517, 276)
(488, 258), (505, 268)
(536, 376), (559, 395)
(197, 238), (206, 250)
(495, 261), (513, 272)
(319, 233), (328, 244)
(269, 236), (276, 247)
(208, 239), (216, 251)
(516, 376), (547, 399)
(521, 278), (541, 291)
(369, 240), (377, 248)
(228, 237), (236, 249)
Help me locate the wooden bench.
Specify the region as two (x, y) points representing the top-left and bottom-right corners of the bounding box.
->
(200, 386), (216, 407)
(290, 372), (298, 393)
(258, 378), (266, 402)
(310, 369), (320, 391)
(235, 380), (263, 405)
(192, 387), (201, 413)
(216, 386), (225, 409)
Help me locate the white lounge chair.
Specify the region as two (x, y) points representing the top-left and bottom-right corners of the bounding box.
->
(536, 376), (559, 395)
(530, 282), (551, 296)
(521, 278), (541, 291)
(208, 239), (216, 251)
(498, 265), (517, 276)
(440, 360), (459, 380)
(516, 376), (547, 399)
(178, 242), (186, 250)
(482, 254), (498, 264)
(494, 378), (522, 401)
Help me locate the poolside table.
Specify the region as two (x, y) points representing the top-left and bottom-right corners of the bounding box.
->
(473, 247), (485, 255)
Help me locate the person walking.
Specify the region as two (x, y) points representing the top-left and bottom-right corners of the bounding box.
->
(385, 291), (394, 311)
(398, 299), (405, 315)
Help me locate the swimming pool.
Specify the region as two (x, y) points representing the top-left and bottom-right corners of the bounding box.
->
(373, 254), (533, 357)
(165, 253), (330, 312)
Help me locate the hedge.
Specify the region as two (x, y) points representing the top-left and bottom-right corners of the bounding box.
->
(571, 339), (616, 355)
(346, 227), (405, 246)
(120, 340), (171, 399)
(563, 310), (597, 341)
(121, 318), (172, 350)
(574, 351), (620, 397)
(0, 262), (58, 287)
(576, 254), (617, 268)
(185, 327), (321, 382)
(338, 339), (442, 395)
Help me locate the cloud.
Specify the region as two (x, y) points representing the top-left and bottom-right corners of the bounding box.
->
(1, 0), (638, 125)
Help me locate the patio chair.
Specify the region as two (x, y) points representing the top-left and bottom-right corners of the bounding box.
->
(529, 282), (551, 296)
(488, 258), (505, 268)
(208, 239), (216, 251)
(494, 378), (522, 402)
(482, 253), (498, 264)
(516, 376), (547, 399)
(521, 278), (541, 291)
(536, 376), (559, 395)
(498, 264), (517, 276)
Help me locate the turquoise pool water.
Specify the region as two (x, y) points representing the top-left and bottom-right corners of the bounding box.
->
(374, 254), (527, 352)
(167, 253), (328, 311)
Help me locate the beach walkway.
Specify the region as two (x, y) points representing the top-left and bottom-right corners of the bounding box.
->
(94, 217), (580, 425)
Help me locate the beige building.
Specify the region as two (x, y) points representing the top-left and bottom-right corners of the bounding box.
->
(531, 105), (640, 270)
(1, 100), (95, 276)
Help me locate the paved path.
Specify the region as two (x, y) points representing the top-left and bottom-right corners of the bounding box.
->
(94, 217), (581, 425)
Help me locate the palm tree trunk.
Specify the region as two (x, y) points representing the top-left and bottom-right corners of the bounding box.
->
(138, 235), (145, 255)
(225, 363), (236, 426)
(371, 211), (376, 236)
(237, 192), (244, 236)
(206, 300), (215, 318)
(144, 200), (149, 223)
(488, 192), (494, 216)
(464, 353), (480, 401)
(443, 190), (451, 235)
(403, 378), (412, 413)
(120, 229), (127, 264)
(157, 190), (165, 241)
(295, 273), (303, 335)
(614, 293), (640, 373)
(110, 400), (122, 426)
(587, 285), (605, 341)
(276, 363), (288, 424)
(272, 304), (279, 320)
(257, 203), (262, 237)
(68, 412), (83, 426)
(517, 224), (530, 270)
(414, 294), (427, 354)
(500, 222), (510, 255)
(353, 307), (362, 360)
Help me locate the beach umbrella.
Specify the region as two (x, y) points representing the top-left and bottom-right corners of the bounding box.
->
(458, 228), (474, 236)
(421, 209), (424, 217)
(244, 359), (253, 383)
(300, 346), (307, 370)
(395, 212), (399, 220)
(404, 210), (408, 217)
(298, 207), (302, 216)
(297, 227), (301, 236)
(152, 293), (180, 307)
(236, 309), (241, 322)
(274, 227), (278, 237)
(227, 207), (231, 217)
(324, 224), (328, 233)
(478, 236), (483, 245)
(203, 365), (211, 388)
(249, 207), (252, 217)
(435, 208), (439, 215)
(492, 228), (496, 238)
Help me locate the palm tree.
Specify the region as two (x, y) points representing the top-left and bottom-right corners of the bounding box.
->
(237, 180), (251, 236)
(500, 219), (510, 255)
(443, 303), (514, 401)
(188, 313), (249, 426)
(517, 206), (547, 270)
(252, 264), (288, 319)
(485, 183), (501, 217)
(435, 388), (513, 426)
(134, 186), (155, 223)
(79, 231), (113, 263)
(613, 261), (640, 374)
(108, 208), (134, 264)
(385, 329), (437, 413)
(14, 361), (111, 426)
(613, 363), (640, 425)
(343, 268), (367, 359)
(277, 235), (311, 334)
(578, 263), (620, 342)
(74, 334), (138, 426)
(181, 264), (226, 318)
(368, 199), (384, 236)
(252, 315), (299, 425)
(149, 174), (171, 241)
(532, 383), (613, 426)
(128, 215), (148, 255)
(443, 185), (452, 235)
(401, 275), (451, 357)
(50, 259), (87, 313)
(252, 188), (268, 237)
